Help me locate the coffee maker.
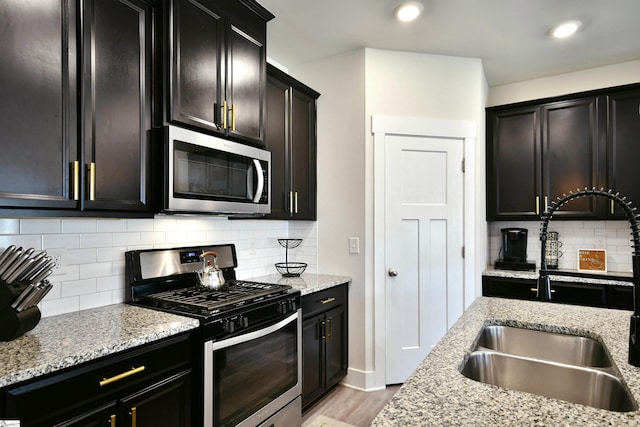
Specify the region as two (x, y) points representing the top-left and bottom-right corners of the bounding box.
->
(495, 228), (536, 271)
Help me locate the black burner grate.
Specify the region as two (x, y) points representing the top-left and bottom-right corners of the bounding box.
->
(141, 280), (291, 315)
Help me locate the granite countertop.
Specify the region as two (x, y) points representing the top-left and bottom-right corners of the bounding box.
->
(371, 297), (640, 426)
(484, 267), (634, 287)
(0, 304), (199, 389)
(248, 273), (352, 296)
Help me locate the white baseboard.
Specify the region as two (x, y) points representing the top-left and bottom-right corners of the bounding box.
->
(340, 367), (386, 392)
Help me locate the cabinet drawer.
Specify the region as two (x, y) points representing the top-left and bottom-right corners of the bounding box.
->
(302, 284), (347, 318)
(3, 332), (193, 425)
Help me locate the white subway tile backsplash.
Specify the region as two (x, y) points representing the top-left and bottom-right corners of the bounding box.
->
(20, 218), (62, 234)
(97, 219), (128, 233)
(62, 279), (97, 297)
(79, 262), (113, 279)
(81, 233), (114, 248)
(80, 291), (114, 311)
(43, 234), (81, 249)
(41, 296), (80, 317)
(0, 216), (317, 318)
(62, 219), (97, 233)
(489, 220), (633, 273)
(0, 218), (19, 235)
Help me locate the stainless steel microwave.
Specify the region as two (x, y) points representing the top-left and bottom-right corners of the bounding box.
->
(155, 126), (271, 215)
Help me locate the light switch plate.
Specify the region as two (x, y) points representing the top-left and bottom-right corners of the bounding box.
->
(349, 237), (360, 254)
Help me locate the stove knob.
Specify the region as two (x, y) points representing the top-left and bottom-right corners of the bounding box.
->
(290, 300), (296, 312)
(277, 301), (286, 314)
(225, 319), (235, 334)
(241, 316), (249, 328)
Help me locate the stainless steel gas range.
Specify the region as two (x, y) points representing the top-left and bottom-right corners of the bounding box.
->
(125, 244), (301, 427)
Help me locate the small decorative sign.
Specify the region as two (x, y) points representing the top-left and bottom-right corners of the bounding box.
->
(577, 249), (607, 272)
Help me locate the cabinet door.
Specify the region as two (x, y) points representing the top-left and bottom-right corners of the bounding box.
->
(54, 402), (118, 427)
(120, 370), (192, 427)
(0, 0), (78, 210)
(81, 0), (152, 212)
(225, 18), (266, 146)
(542, 97), (603, 218)
(265, 75), (291, 218)
(606, 90), (640, 218)
(323, 305), (347, 389)
(302, 315), (324, 409)
(290, 89), (318, 220)
(482, 276), (538, 301)
(169, 0), (225, 135)
(486, 107), (541, 219)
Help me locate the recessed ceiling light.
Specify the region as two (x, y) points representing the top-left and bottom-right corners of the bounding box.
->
(395, 1), (424, 22)
(548, 20), (582, 38)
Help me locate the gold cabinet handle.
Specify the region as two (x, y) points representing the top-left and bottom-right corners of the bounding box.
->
(294, 191), (298, 213)
(535, 196), (539, 216)
(88, 162), (96, 201)
(530, 288), (555, 293)
(99, 366), (145, 387)
(320, 297), (335, 304)
(222, 100), (228, 129)
(289, 191), (294, 214)
(231, 103), (236, 131)
(130, 407), (137, 427)
(73, 161), (80, 201)
(611, 200), (615, 215)
(110, 414), (116, 427)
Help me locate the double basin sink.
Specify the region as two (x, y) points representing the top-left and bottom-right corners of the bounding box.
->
(460, 324), (637, 412)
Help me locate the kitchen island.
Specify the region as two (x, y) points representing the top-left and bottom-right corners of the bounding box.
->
(371, 297), (640, 426)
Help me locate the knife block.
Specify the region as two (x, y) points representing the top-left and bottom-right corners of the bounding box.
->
(0, 278), (41, 341)
(0, 306), (41, 341)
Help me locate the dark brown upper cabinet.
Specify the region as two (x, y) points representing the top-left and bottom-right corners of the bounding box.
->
(164, 0), (274, 147)
(487, 92), (613, 220)
(606, 90), (640, 219)
(81, 0), (153, 213)
(265, 64), (320, 220)
(0, 0), (78, 210)
(0, 0), (153, 216)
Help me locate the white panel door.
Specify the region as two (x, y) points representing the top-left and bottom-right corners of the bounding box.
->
(385, 134), (464, 384)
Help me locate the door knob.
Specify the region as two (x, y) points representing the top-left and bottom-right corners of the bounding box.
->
(388, 269), (398, 277)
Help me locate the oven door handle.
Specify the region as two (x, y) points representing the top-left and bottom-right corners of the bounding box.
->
(251, 159), (264, 203)
(210, 311), (299, 351)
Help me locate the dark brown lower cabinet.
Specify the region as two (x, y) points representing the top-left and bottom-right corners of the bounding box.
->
(1, 333), (193, 427)
(482, 275), (633, 310)
(301, 283), (349, 410)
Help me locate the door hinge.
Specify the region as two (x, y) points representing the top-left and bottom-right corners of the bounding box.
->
(461, 158), (465, 173)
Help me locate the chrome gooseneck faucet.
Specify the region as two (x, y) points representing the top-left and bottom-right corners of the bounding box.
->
(538, 188), (640, 367)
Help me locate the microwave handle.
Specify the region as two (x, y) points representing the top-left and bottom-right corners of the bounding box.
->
(252, 159), (264, 203)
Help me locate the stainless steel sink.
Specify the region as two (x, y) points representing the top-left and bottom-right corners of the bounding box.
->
(460, 324), (637, 412)
(476, 325), (612, 367)
(461, 351), (636, 412)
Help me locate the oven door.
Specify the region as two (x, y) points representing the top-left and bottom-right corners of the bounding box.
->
(204, 310), (301, 427)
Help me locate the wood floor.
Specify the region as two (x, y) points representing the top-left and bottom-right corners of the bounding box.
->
(302, 384), (401, 427)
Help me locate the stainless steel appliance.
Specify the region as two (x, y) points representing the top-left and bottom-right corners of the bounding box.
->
(125, 244), (301, 427)
(495, 228), (536, 271)
(154, 126), (271, 215)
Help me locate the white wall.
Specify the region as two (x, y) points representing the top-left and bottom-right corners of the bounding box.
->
(0, 216), (317, 317)
(488, 59), (640, 106)
(292, 48), (488, 391)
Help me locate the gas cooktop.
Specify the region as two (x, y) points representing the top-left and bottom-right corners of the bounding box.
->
(139, 280), (292, 316)
(125, 244), (296, 321)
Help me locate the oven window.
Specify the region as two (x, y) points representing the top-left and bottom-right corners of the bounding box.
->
(212, 320), (298, 426)
(173, 140), (255, 201)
